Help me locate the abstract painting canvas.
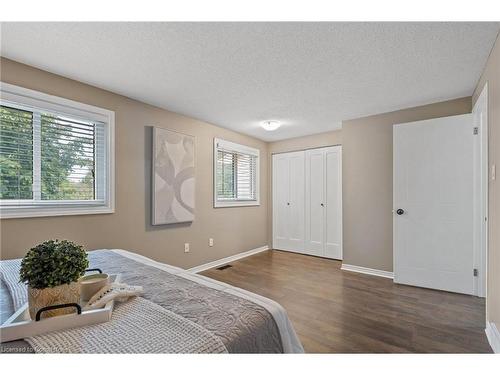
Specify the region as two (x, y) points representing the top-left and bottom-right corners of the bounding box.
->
(152, 127), (195, 224)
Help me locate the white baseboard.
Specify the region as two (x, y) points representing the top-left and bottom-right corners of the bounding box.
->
(486, 321), (500, 353)
(341, 263), (394, 279)
(188, 245), (269, 273)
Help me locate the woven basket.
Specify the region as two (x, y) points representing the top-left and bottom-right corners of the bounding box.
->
(28, 282), (80, 320)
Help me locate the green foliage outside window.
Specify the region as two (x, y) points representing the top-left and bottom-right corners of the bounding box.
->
(0, 106), (33, 199)
(216, 151), (236, 199)
(0, 105), (95, 201)
(40, 113), (95, 200)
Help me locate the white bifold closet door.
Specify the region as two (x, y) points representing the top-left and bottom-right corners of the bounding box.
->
(324, 147), (343, 259)
(273, 146), (342, 259)
(272, 151), (305, 252)
(304, 148), (325, 255)
(305, 146), (342, 259)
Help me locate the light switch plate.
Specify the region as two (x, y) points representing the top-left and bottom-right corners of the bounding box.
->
(184, 243), (190, 253)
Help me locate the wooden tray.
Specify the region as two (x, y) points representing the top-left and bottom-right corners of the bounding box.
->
(0, 274), (120, 343)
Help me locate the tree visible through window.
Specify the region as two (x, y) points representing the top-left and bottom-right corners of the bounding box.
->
(214, 138), (259, 207)
(0, 106), (33, 199)
(0, 105), (96, 201)
(40, 113), (95, 200)
(216, 150), (236, 200)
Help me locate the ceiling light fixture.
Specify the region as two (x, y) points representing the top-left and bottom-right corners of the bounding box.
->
(261, 120), (281, 131)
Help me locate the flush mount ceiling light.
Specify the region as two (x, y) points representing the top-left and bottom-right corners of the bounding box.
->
(261, 120), (281, 131)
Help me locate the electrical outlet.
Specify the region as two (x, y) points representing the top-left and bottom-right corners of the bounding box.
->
(184, 243), (190, 253)
(209, 238), (214, 247)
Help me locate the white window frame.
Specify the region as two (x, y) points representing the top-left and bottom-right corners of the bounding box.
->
(213, 138), (260, 208)
(0, 82), (115, 219)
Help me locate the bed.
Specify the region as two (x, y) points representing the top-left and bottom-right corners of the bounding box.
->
(0, 249), (303, 354)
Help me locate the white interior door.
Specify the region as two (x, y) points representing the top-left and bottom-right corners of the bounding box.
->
(393, 114), (474, 295)
(305, 148), (325, 256)
(325, 146), (343, 259)
(273, 153), (290, 251)
(287, 152), (305, 252)
(272, 152), (305, 252)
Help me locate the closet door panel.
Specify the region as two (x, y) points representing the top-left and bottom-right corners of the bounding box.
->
(325, 146), (343, 259)
(305, 149), (325, 256)
(274, 147), (342, 258)
(273, 154), (290, 250)
(287, 152), (305, 251)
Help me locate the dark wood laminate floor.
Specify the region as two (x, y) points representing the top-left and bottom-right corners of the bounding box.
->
(202, 250), (491, 353)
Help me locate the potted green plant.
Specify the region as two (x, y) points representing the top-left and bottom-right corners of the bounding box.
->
(20, 240), (89, 320)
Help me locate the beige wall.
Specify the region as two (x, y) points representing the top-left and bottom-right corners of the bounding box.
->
(342, 97), (472, 271)
(1, 52), (492, 319)
(473, 33), (500, 326)
(0, 58), (269, 268)
(268, 130), (342, 154)
(267, 99), (471, 270)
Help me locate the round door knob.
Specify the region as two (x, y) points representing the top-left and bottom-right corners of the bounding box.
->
(396, 208), (405, 215)
(287, 202), (290, 206)
(320, 203), (324, 207)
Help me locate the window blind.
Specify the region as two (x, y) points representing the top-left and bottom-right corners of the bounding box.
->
(40, 113), (96, 200)
(0, 106), (34, 200)
(0, 104), (106, 203)
(0, 83), (114, 218)
(215, 140), (258, 204)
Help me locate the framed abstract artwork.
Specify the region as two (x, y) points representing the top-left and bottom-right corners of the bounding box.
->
(152, 127), (195, 225)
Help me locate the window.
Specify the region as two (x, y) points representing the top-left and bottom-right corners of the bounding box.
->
(0, 83), (114, 218)
(214, 138), (259, 207)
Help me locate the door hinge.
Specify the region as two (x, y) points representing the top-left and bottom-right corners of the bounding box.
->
(473, 127), (479, 135)
(473, 268), (478, 277)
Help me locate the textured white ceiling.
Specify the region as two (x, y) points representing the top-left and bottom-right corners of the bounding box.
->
(1, 22), (499, 141)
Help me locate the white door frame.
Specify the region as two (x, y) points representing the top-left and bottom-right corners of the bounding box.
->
(472, 83), (489, 298)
